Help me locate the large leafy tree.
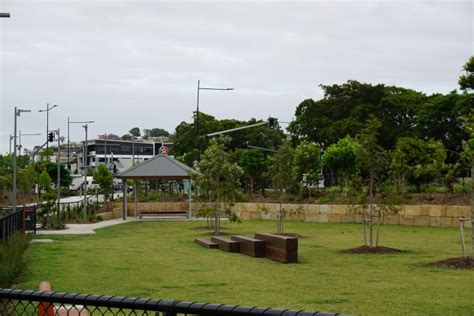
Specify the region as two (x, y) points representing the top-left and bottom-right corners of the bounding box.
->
(232, 149), (271, 196)
(192, 136), (243, 235)
(417, 91), (472, 163)
(129, 127), (140, 137)
(459, 56), (474, 91)
(322, 136), (360, 188)
(174, 112), (284, 166)
(93, 164), (113, 204)
(391, 137), (447, 192)
(293, 140), (321, 197)
(289, 81), (424, 150)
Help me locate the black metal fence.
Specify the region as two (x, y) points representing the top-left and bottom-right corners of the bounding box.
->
(0, 206), (37, 242)
(0, 289), (344, 316)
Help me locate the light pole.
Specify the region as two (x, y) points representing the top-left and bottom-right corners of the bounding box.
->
(195, 80), (233, 160)
(13, 107), (31, 212)
(18, 131), (41, 155)
(39, 104), (59, 151)
(82, 123), (91, 221)
(68, 118), (94, 170)
(55, 129), (62, 222)
(9, 135), (15, 155)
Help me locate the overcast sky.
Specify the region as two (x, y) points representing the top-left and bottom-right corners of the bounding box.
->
(0, 0), (472, 154)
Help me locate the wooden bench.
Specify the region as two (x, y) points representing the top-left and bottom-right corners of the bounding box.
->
(211, 236), (240, 253)
(231, 235), (266, 257)
(255, 233), (298, 263)
(139, 211), (187, 219)
(195, 237), (219, 249)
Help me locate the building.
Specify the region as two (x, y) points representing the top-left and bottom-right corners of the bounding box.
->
(73, 139), (173, 174)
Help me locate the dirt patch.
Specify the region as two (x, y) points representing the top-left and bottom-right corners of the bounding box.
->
(340, 245), (405, 254)
(428, 257), (474, 270)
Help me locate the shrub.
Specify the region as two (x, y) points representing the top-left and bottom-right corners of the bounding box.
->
(0, 232), (31, 288)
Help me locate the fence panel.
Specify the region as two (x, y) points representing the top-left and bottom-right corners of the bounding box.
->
(0, 289), (343, 316)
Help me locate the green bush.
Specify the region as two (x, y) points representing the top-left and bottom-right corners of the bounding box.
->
(0, 232), (31, 288)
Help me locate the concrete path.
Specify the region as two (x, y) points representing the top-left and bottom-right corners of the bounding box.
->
(35, 217), (208, 235)
(36, 218), (137, 235)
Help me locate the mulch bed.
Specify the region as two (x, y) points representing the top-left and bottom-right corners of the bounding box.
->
(428, 257), (474, 270)
(340, 245), (405, 254)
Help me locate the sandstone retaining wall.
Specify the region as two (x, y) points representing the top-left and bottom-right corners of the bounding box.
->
(111, 202), (471, 228)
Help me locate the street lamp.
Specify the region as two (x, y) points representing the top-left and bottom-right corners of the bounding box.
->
(68, 117), (94, 170)
(13, 107), (31, 212)
(195, 80), (234, 159)
(39, 104), (59, 151)
(82, 122), (94, 221)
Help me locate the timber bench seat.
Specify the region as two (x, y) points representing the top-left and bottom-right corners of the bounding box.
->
(211, 236), (240, 253)
(139, 211), (186, 219)
(231, 235), (266, 257)
(255, 233), (298, 263)
(195, 237), (219, 249)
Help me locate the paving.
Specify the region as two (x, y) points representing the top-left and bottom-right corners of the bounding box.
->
(36, 218), (138, 235)
(35, 217), (210, 235)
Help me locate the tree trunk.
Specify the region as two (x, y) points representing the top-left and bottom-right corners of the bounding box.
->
(471, 161), (473, 257)
(369, 172), (374, 247)
(375, 213), (381, 247)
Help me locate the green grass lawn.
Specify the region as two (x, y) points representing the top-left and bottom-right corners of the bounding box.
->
(21, 220), (473, 315)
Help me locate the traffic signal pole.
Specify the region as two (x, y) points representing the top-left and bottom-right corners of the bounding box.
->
(205, 117), (278, 138)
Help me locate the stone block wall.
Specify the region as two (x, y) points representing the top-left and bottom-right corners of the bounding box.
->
(111, 201), (471, 228)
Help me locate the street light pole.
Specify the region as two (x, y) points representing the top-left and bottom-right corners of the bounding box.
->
(195, 80), (234, 160)
(68, 119), (94, 171)
(13, 107), (31, 212)
(82, 124), (89, 221)
(56, 129), (61, 222)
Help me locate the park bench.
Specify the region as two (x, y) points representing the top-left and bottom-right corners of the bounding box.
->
(139, 211), (187, 219)
(231, 235), (266, 257)
(211, 236), (240, 253)
(255, 233), (298, 263)
(195, 237), (219, 249)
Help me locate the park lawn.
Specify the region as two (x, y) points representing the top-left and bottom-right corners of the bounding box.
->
(21, 220), (473, 315)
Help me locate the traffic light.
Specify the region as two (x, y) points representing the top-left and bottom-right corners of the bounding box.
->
(48, 132), (55, 142)
(268, 117), (278, 129)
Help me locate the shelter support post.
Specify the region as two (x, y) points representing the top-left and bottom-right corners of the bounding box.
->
(122, 179), (128, 220)
(187, 179), (192, 219)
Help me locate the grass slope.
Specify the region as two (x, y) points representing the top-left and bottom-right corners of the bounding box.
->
(22, 221), (474, 315)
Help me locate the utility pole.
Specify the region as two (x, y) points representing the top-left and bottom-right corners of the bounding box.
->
(83, 124), (89, 220)
(13, 107), (31, 212)
(56, 129), (61, 222)
(195, 80), (234, 160)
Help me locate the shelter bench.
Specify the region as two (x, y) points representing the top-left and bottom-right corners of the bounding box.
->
(231, 235), (266, 257)
(255, 233), (298, 263)
(139, 211), (186, 219)
(211, 236), (240, 253)
(195, 237), (219, 249)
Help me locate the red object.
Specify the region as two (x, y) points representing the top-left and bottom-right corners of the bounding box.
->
(161, 146), (169, 155)
(38, 281), (54, 316)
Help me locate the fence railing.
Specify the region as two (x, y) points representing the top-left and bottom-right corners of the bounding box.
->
(0, 206), (37, 242)
(0, 288), (344, 316)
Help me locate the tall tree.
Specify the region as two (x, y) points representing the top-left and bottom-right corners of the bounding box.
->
(355, 117), (390, 247)
(459, 56), (474, 91)
(129, 127), (141, 137)
(93, 164), (113, 206)
(391, 137), (447, 192)
(289, 81), (424, 150)
(293, 140), (321, 197)
(322, 136), (360, 189)
(192, 136), (243, 235)
(232, 149), (271, 196)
